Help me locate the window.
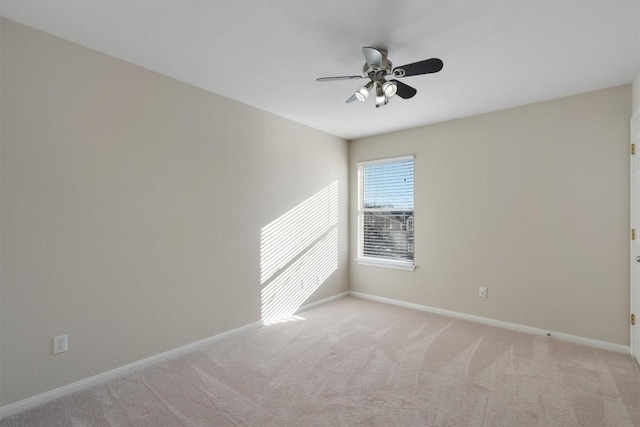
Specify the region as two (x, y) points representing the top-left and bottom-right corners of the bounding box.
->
(357, 155), (415, 270)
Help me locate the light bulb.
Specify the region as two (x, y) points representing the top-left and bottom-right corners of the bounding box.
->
(354, 81), (374, 102)
(375, 83), (388, 108)
(355, 87), (368, 102)
(382, 80), (397, 97)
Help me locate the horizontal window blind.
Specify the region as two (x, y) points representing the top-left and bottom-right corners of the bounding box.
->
(362, 159), (414, 210)
(358, 156), (414, 264)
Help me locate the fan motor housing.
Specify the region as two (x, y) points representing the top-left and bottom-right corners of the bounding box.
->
(363, 58), (393, 76)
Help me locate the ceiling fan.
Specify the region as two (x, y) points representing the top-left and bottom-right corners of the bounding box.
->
(316, 47), (443, 108)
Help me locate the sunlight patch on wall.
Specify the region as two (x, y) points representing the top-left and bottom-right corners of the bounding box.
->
(260, 182), (338, 325)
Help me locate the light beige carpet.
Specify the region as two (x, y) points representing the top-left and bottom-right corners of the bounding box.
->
(2, 296), (640, 426)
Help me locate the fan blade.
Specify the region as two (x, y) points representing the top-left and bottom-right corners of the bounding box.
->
(393, 58), (443, 77)
(346, 94), (358, 103)
(392, 80), (417, 99)
(362, 47), (383, 67)
(316, 75), (364, 82)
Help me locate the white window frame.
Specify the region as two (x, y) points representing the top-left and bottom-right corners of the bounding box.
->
(356, 155), (416, 271)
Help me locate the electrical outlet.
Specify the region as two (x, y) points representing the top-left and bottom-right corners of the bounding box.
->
(479, 287), (488, 298)
(53, 334), (68, 354)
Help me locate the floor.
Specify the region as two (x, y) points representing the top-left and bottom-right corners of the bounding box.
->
(2, 296), (640, 426)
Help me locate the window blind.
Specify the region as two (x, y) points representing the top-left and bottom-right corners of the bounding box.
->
(358, 156), (414, 264)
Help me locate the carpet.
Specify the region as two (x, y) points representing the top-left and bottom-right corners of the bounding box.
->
(2, 296), (640, 426)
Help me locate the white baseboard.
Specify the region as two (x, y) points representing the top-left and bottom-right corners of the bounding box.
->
(295, 291), (349, 314)
(350, 291), (630, 354)
(0, 290), (349, 421)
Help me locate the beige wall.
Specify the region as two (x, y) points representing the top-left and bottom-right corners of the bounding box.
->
(634, 69), (640, 115)
(0, 19), (349, 406)
(0, 17), (3, 409)
(350, 85), (631, 346)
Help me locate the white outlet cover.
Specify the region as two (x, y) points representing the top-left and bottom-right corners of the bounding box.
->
(479, 287), (488, 298)
(53, 334), (68, 354)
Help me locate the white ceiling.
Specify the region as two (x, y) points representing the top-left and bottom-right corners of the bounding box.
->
(1, 1), (639, 140)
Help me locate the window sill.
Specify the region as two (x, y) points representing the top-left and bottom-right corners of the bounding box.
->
(355, 258), (416, 271)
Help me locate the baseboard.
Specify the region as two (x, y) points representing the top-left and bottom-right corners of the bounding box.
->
(0, 320), (261, 421)
(295, 291), (349, 314)
(0, 290), (350, 421)
(350, 291), (630, 354)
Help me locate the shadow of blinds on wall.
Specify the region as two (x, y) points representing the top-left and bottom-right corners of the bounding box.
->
(260, 182), (339, 324)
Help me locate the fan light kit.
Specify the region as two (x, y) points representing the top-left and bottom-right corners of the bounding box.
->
(316, 47), (443, 108)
